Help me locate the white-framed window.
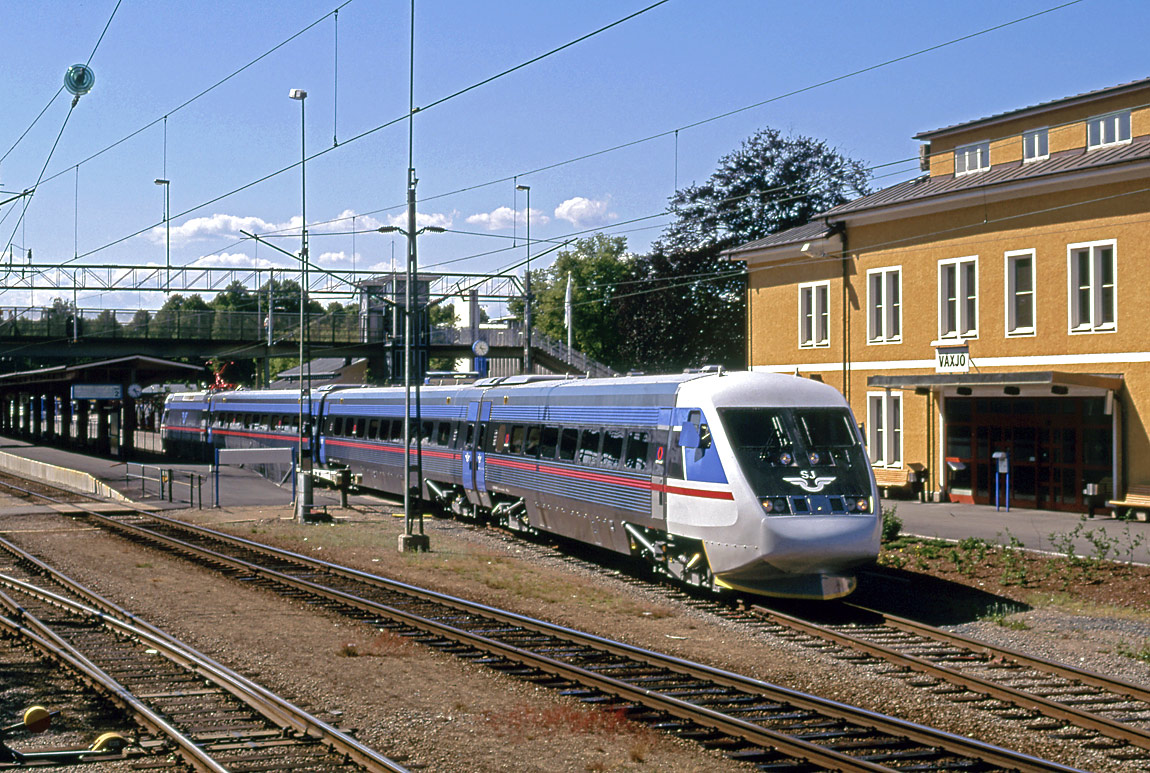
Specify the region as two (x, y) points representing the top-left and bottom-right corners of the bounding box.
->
(938, 256), (978, 340)
(954, 140), (990, 176)
(798, 281), (830, 348)
(1087, 110), (1131, 150)
(1023, 128), (1049, 162)
(867, 391), (902, 467)
(866, 266), (901, 344)
(1067, 240), (1116, 333)
(1005, 249), (1036, 336)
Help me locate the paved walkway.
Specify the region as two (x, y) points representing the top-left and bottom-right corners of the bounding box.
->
(889, 497), (1150, 565)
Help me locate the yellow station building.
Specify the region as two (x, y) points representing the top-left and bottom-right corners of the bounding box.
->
(725, 78), (1150, 512)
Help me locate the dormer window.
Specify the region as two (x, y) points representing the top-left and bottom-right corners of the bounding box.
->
(1087, 110), (1131, 150)
(954, 141), (990, 176)
(1023, 128), (1049, 162)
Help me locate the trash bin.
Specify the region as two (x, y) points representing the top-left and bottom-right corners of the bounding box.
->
(1083, 482), (1101, 518)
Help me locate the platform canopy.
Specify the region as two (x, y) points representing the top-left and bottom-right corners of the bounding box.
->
(0, 355), (204, 392)
(867, 370), (1123, 396)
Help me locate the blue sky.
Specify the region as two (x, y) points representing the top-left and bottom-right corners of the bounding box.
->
(1, 0), (1146, 311)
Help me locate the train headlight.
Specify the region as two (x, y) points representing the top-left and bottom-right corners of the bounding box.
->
(856, 498), (869, 513)
(759, 497), (790, 515)
(808, 451), (821, 465)
(778, 451), (793, 466)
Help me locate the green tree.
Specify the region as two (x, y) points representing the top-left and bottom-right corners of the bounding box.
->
(128, 308), (151, 338)
(622, 127), (871, 371)
(153, 293), (213, 340)
(210, 280), (259, 340)
(518, 234), (636, 369)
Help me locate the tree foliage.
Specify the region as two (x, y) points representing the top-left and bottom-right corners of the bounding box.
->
(524, 234), (635, 368)
(620, 127), (871, 372)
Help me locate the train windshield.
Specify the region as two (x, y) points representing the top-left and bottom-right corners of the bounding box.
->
(718, 407), (871, 498)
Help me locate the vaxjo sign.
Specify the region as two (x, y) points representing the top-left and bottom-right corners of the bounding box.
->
(935, 345), (970, 374)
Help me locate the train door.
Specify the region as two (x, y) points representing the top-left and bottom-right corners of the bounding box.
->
(463, 400), (492, 507)
(650, 426), (672, 524)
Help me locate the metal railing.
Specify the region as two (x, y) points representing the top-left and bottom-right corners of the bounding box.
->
(125, 463), (204, 509)
(0, 304), (616, 377)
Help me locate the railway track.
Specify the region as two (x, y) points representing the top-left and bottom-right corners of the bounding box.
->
(0, 478), (1090, 773)
(0, 535), (408, 773)
(500, 520), (1150, 767)
(736, 603), (1150, 760)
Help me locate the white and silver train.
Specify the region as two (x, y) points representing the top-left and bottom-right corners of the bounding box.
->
(162, 371), (881, 599)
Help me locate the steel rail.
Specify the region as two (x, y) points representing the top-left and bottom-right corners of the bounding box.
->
(0, 538), (408, 773)
(752, 603), (1150, 753)
(871, 607), (1150, 704)
(80, 508), (1086, 773)
(0, 597), (229, 773)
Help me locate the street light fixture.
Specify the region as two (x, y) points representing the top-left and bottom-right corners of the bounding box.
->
(289, 87), (312, 521)
(378, 223), (444, 549)
(515, 184), (532, 373)
(153, 179), (170, 292)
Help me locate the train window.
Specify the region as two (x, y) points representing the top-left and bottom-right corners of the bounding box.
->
(290, 415), (299, 429)
(437, 422), (452, 446)
(719, 409), (790, 456)
(509, 425), (525, 454)
(625, 431), (650, 470)
(794, 409), (856, 448)
(540, 426), (559, 459)
(260, 414), (270, 430)
(329, 417), (343, 436)
(490, 423), (508, 453)
(558, 428), (578, 460)
(243, 413), (253, 428)
(524, 426), (541, 457)
(355, 418), (367, 439)
(578, 429), (602, 466)
(388, 420), (403, 442)
(601, 429), (624, 468)
(368, 418), (380, 439)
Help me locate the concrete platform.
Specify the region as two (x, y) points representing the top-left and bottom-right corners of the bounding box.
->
(0, 436), (386, 513)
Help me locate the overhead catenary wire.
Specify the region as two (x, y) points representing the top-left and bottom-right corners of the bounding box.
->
(57, 1), (670, 267)
(2, 0), (125, 261)
(222, 0), (1083, 248)
(50, 0), (1071, 268)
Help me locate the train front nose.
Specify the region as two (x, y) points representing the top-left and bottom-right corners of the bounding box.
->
(708, 513), (880, 598)
(758, 514), (881, 574)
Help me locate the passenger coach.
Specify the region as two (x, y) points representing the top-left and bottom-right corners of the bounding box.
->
(164, 371), (881, 600)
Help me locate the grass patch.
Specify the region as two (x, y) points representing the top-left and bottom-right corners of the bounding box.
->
(978, 602), (1030, 630)
(1114, 639), (1150, 664)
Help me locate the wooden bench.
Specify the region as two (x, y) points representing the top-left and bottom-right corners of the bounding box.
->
(1108, 483), (1150, 521)
(873, 467), (911, 497)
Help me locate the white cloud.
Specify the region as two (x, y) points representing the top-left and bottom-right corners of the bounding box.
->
(554, 197), (616, 229)
(466, 206), (548, 231)
(191, 252), (284, 269)
(146, 213), (299, 247)
(316, 250), (354, 265)
(379, 211), (454, 231)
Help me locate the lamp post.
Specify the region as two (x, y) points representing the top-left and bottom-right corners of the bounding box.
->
(378, 223), (444, 551)
(515, 184), (532, 373)
(289, 87), (312, 521)
(153, 179), (169, 292)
